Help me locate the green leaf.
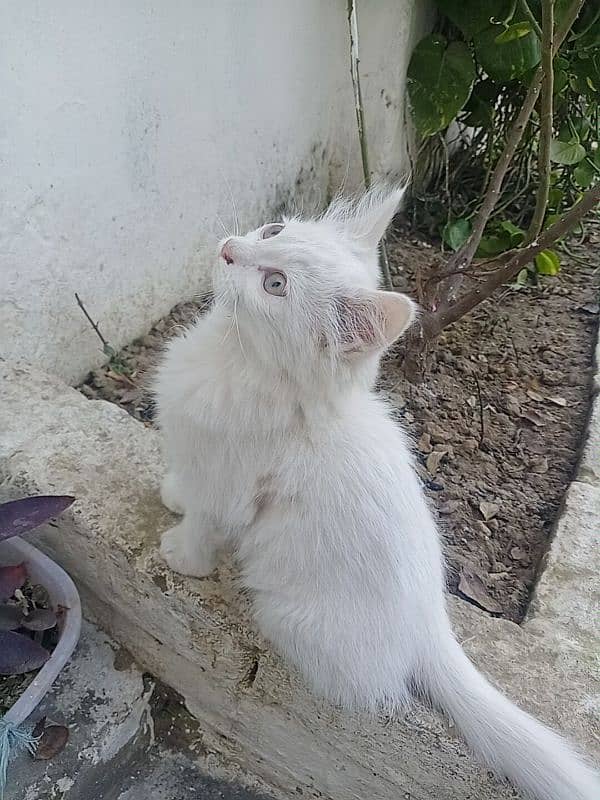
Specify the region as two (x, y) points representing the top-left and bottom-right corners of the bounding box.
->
(544, 212), (562, 230)
(461, 80), (499, 127)
(474, 23), (541, 82)
(442, 218), (472, 251)
(407, 35), (476, 137)
(570, 117), (592, 141)
(434, 0), (513, 37)
(476, 233), (511, 257)
(547, 187), (564, 209)
(498, 220), (525, 246)
(461, 92), (494, 127)
(573, 160), (596, 189)
(572, 9), (600, 50)
(554, 0), (574, 25)
(553, 68), (569, 95)
(570, 54), (600, 99)
(516, 268), (531, 286)
(534, 250), (561, 276)
(549, 139), (586, 165)
(495, 22), (532, 43)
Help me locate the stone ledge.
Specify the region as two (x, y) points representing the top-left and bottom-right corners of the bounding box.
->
(1, 360), (598, 800)
(526, 480), (600, 645)
(578, 392), (600, 488)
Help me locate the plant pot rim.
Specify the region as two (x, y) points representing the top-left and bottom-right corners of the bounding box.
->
(0, 537), (82, 726)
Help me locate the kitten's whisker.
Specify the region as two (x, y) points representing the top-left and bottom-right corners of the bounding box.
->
(220, 309), (236, 345)
(233, 297), (247, 360)
(218, 169), (241, 236)
(215, 214), (231, 238)
(231, 191), (241, 237)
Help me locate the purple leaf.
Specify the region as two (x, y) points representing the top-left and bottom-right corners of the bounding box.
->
(0, 563), (27, 601)
(0, 605), (24, 631)
(0, 630), (50, 675)
(0, 496), (75, 541)
(21, 608), (57, 632)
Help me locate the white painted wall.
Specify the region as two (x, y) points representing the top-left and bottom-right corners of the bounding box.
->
(1, 1), (430, 383)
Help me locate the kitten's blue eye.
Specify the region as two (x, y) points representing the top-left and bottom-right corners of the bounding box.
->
(263, 271), (287, 296)
(261, 223), (284, 239)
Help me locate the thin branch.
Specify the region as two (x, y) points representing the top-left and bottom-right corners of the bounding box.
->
(526, 0), (554, 242)
(346, 0), (394, 290)
(435, 0), (585, 299)
(379, 240), (394, 289)
(429, 181), (600, 334)
(75, 293), (112, 353)
(347, 0), (371, 189)
(518, 0), (543, 38)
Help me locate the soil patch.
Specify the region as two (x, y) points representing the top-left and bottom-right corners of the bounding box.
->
(80, 227), (599, 622)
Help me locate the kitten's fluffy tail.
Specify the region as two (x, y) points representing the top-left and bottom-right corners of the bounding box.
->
(420, 635), (599, 800)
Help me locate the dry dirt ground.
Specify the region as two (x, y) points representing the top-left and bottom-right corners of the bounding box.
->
(80, 224), (599, 622)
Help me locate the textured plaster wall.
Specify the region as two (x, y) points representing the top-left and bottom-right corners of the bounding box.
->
(0, 0), (430, 382)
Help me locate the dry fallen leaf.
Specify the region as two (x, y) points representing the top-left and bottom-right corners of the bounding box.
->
(526, 389), (545, 403)
(520, 409), (545, 427)
(505, 395), (521, 416)
(118, 389), (141, 404)
(530, 456), (549, 474)
(463, 438), (478, 454)
(479, 501), (499, 521)
(578, 303), (599, 316)
(426, 449), (447, 475)
(548, 396), (567, 407)
(510, 546), (529, 562)
(417, 432), (433, 454)
(106, 370), (137, 388)
(458, 568), (502, 614)
(33, 724), (69, 760)
(438, 499), (460, 515)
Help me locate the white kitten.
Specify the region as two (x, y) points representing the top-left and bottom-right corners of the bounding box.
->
(154, 187), (598, 800)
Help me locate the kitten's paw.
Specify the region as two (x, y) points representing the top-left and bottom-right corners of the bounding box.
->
(159, 523), (217, 578)
(160, 472), (185, 514)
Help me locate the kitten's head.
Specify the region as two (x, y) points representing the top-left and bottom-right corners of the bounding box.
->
(213, 186), (416, 386)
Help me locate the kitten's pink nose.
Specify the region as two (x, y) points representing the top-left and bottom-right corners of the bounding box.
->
(220, 239), (234, 265)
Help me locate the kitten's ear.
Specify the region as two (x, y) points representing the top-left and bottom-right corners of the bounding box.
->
(346, 186), (406, 249)
(335, 290), (416, 354)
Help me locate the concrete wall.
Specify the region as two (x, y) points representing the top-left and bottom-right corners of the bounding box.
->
(0, 0), (430, 383)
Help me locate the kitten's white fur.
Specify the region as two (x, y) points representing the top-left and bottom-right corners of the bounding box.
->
(154, 187), (598, 800)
